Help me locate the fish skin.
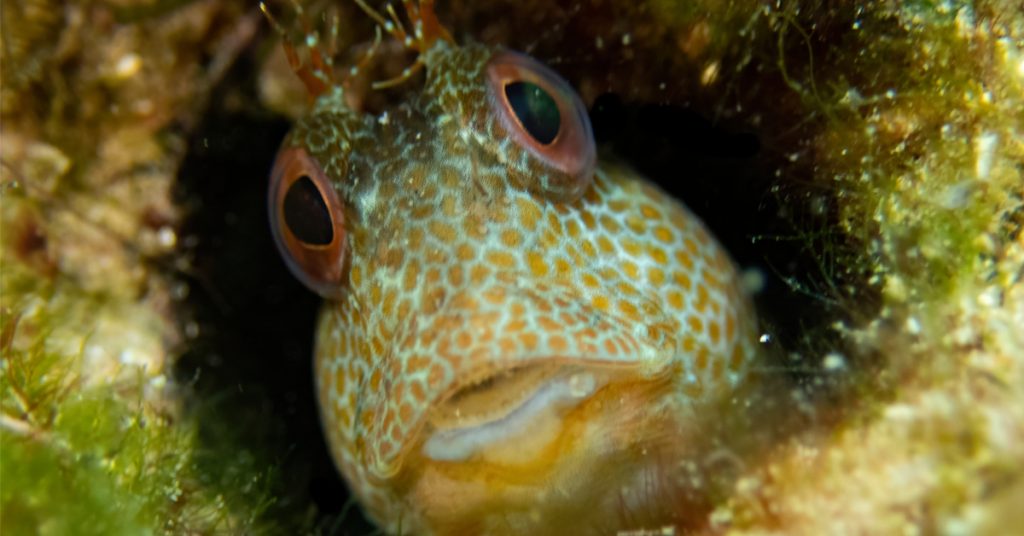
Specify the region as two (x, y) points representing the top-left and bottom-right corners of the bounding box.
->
(269, 3), (759, 533)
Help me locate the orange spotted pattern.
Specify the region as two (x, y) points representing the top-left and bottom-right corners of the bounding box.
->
(272, 2), (759, 534)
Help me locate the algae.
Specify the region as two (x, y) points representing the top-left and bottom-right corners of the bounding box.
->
(2, 0), (287, 533)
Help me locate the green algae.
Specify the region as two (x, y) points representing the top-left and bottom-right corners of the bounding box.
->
(1, 0), (289, 532)
(704, 1), (1023, 531)
(0, 260), (297, 534)
(1, 295), (178, 535)
(813, 2), (1024, 304)
(2, 390), (167, 536)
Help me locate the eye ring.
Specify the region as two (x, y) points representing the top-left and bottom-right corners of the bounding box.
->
(268, 145), (348, 298)
(486, 50), (596, 194)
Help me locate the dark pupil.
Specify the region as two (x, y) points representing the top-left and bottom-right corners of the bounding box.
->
(504, 81), (561, 145)
(283, 175), (333, 246)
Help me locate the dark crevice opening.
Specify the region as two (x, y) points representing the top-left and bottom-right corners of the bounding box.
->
(171, 41), (374, 533)
(591, 93), (879, 393)
(172, 35), (878, 536)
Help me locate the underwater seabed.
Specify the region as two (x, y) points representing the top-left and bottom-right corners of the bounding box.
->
(2, 0), (1022, 533)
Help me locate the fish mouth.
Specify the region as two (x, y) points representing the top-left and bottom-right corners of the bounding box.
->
(421, 361), (630, 464)
(398, 281), (672, 469)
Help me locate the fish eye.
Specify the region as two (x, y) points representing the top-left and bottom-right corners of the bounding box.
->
(486, 51), (596, 193)
(268, 145), (347, 297)
(504, 81), (561, 145)
(283, 174), (333, 245)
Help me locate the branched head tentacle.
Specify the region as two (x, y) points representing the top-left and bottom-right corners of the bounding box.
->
(263, 0), (395, 102)
(260, 0), (342, 99)
(263, 0), (455, 98)
(353, 0), (454, 89)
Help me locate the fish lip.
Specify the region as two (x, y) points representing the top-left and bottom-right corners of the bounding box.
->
(427, 361), (602, 429)
(366, 281), (676, 475)
(419, 364), (602, 461)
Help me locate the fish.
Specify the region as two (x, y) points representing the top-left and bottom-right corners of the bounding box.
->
(265, 1), (760, 533)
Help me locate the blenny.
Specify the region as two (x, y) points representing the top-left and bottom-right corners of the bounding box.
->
(266, 1), (760, 533)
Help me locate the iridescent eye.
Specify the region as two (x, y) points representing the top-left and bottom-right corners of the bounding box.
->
(268, 145), (347, 297)
(504, 81), (561, 144)
(283, 175), (333, 245)
(486, 50), (596, 199)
